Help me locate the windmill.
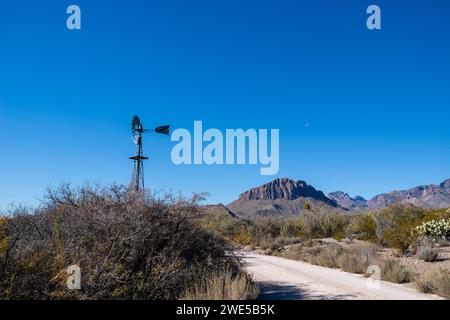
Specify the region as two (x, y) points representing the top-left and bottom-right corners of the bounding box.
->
(129, 116), (170, 191)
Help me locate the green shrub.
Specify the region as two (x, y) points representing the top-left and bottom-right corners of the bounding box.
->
(348, 214), (377, 241)
(200, 215), (305, 248)
(298, 211), (350, 240)
(374, 205), (426, 252)
(383, 223), (415, 253)
(374, 206), (450, 252)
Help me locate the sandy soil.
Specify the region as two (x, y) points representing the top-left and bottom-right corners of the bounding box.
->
(242, 252), (442, 300)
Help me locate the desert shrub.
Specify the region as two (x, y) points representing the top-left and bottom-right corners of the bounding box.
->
(373, 206), (450, 253)
(415, 274), (435, 294)
(298, 211), (350, 240)
(202, 209), (352, 248)
(416, 239), (439, 262)
(182, 268), (259, 300)
(314, 244), (343, 268)
(0, 185), (244, 300)
(0, 217), (9, 256)
(433, 269), (450, 299)
(280, 244), (304, 261)
(265, 236), (303, 252)
(374, 205), (427, 252)
(301, 246), (322, 265)
(348, 214), (377, 241)
(279, 242), (379, 274)
(383, 224), (415, 253)
(201, 214), (306, 249)
(302, 239), (314, 247)
(415, 269), (450, 299)
(0, 217), (12, 290)
(338, 243), (378, 274)
(378, 259), (411, 283)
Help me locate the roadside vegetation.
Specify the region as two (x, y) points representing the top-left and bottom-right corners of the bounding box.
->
(0, 185), (256, 300)
(201, 204), (450, 298)
(182, 268), (258, 300)
(2, 185), (449, 300)
(415, 268), (450, 298)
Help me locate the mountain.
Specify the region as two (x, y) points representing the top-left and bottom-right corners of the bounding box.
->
(366, 178), (450, 209)
(227, 178), (341, 217)
(328, 192), (368, 210)
(328, 178), (450, 210)
(225, 177), (450, 217)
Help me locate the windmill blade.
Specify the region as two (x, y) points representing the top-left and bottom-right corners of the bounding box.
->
(132, 133), (140, 144)
(131, 115), (141, 131)
(155, 125), (170, 135)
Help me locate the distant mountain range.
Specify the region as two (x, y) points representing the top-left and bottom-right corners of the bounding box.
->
(329, 178), (450, 210)
(225, 177), (450, 217)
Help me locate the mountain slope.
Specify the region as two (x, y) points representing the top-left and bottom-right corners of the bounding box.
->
(227, 178), (340, 217)
(328, 178), (450, 210)
(225, 177), (450, 217)
(367, 179), (450, 209)
(328, 192), (368, 210)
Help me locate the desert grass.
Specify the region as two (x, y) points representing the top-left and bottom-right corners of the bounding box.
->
(416, 269), (450, 299)
(182, 268), (259, 300)
(378, 259), (412, 284)
(312, 244), (343, 268)
(338, 243), (379, 274)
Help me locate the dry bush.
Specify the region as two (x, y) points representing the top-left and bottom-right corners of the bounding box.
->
(278, 242), (378, 274)
(201, 208), (351, 250)
(279, 244), (305, 261)
(416, 269), (450, 299)
(199, 213), (305, 249)
(416, 240), (438, 262)
(415, 273), (436, 294)
(433, 269), (450, 299)
(378, 259), (412, 284)
(314, 244), (343, 268)
(182, 268), (259, 300)
(0, 185), (244, 300)
(338, 243), (378, 274)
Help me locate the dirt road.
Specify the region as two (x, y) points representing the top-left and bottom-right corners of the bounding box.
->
(242, 252), (441, 300)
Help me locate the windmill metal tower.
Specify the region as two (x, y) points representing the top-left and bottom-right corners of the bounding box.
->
(129, 116), (148, 191)
(129, 116), (170, 191)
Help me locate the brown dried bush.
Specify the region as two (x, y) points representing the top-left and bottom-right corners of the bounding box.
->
(0, 184), (244, 300)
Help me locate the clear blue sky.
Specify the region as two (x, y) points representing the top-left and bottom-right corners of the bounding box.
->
(0, 0), (449, 210)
